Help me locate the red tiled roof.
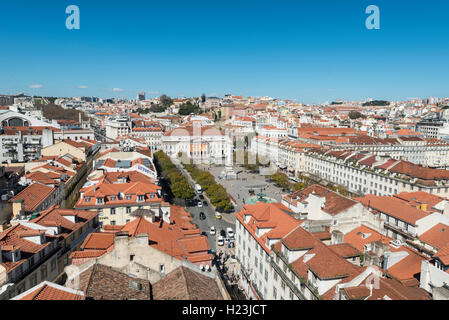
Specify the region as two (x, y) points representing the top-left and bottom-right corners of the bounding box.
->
(11, 183), (55, 212)
(355, 195), (430, 225)
(16, 282), (84, 300)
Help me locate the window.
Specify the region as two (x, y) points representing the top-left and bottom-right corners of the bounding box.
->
(273, 287), (277, 299)
(30, 273), (38, 287)
(265, 270), (268, 282)
(138, 195), (145, 202)
(126, 207), (132, 214)
(85, 197), (91, 203)
(96, 197), (104, 205)
(51, 259), (57, 271)
(110, 195), (116, 201)
(40, 265), (48, 280)
(130, 255), (135, 261)
(111, 220), (116, 226)
(160, 264), (165, 273)
(126, 195), (132, 201)
(111, 208), (116, 215)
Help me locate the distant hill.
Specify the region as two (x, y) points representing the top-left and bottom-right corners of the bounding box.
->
(362, 100), (390, 107)
(38, 103), (89, 122)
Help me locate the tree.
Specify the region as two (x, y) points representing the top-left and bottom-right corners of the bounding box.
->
(362, 100), (389, 107)
(270, 171), (291, 189)
(179, 101), (200, 115)
(150, 104), (166, 113)
(349, 111), (365, 120)
(160, 94), (173, 108)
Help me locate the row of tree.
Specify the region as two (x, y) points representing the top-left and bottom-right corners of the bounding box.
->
(269, 171), (350, 196)
(184, 164), (233, 212)
(153, 151), (195, 200)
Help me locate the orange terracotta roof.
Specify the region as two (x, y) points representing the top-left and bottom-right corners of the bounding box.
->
(16, 282), (85, 300)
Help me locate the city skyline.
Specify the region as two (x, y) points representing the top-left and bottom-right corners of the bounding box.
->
(1, 0), (449, 103)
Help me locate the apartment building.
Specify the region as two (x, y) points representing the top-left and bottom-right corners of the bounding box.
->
(416, 117), (449, 140)
(0, 206), (99, 300)
(282, 185), (383, 234)
(74, 171), (163, 226)
(251, 136), (319, 175)
(234, 203), (302, 300)
(10, 183), (65, 220)
(129, 127), (163, 150)
(92, 149), (157, 181)
(304, 148), (449, 198)
(70, 207), (213, 277)
(234, 202), (428, 300)
(41, 139), (99, 163)
(105, 117), (132, 140)
(326, 135), (449, 168)
(0, 127), (55, 163)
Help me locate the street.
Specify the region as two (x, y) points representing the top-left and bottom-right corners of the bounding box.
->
(170, 158), (236, 252)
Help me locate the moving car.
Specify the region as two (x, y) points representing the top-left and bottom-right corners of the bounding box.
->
(215, 212), (222, 220)
(199, 212), (206, 220)
(217, 236), (224, 246)
(210, 226), (216, 236)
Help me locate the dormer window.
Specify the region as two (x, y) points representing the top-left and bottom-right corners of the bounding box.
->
(110, 195), (116, 201)
(96, 197), (104, 205)
(126, 195), (132, 201)
(85, 197), (91, 203)
(137, 195), (145, 202)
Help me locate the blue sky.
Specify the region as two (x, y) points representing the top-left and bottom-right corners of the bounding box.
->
(0, 0), (448, 104)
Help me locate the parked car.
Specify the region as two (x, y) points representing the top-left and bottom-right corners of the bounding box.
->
(220, 229), (226, 237)
(227, 228), (234, 238)
(210, 226), (216, 236)
(203, 201), (208, 207)
(198, 201), (203, 208)
(199, 195), (205, 200)
(217, 236), (225, 246)
(199, 212), (206, 220)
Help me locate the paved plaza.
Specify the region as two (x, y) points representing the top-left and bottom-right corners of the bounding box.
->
(200, 164), (287, 213)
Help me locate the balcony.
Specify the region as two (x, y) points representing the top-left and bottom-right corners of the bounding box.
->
(270, 260), (307, 300)
(384, 222), (417, 239)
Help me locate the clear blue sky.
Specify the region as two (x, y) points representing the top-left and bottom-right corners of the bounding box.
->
(0, 0), (448, 104)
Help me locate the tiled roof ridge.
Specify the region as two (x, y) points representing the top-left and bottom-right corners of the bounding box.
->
(180, 266), (191, 300)
(84, 263), (98, 296)
(29, 283), (48, 300)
